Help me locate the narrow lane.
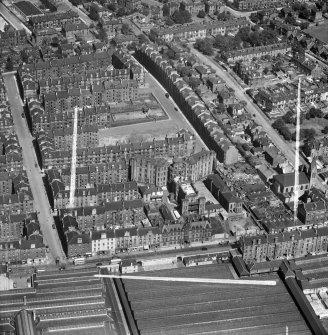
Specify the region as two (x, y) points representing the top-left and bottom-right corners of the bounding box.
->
(3, 73), (66, 264)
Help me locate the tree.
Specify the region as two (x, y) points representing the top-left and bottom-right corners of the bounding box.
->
(121, 23), (131, 35)
(189, 77), (201, 89)
(263, 67), (270, 75)
(142, 7), (150, 16)
(20, 49), (29, 63)
(148, 30), (159, 43)
(272, 118), (285, 130)
(306, 107), (323, 119)
(89, 10), (99, 21)
(163, 4), (170, 17)
(116, 7), (127, 17)
(180, 66), (192, 77)
(166, 17), (175, 26)
(300, 128), (316, 140)
(70, 0), (84, 6)
(197, 10), (205, 18)
(282, 110), (294, 123)
(108, 3), (117, 11)
(98, 26), (108, 42)
(138, 34), (149, 44)
(299, 8), (311, 20)
(172, 10), (191, 24)
(51, 36), (59, 46)
(194, 38), (213, 55)
(300, 22), (309, 30)
(280, 127), (292, 141)
(322, 126), (328, 134)
(286, 14), (297, 25)
(5, 57), (13, 71)
(166, 49), (177, 60)
(292, 42), (305, 61)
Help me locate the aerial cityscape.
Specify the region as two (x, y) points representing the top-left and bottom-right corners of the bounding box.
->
(0, 0), (328, 334)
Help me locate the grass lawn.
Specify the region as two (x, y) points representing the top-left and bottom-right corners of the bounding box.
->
(305, 23), (328, 44)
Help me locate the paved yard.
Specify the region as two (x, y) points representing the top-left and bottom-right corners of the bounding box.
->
(99, 73), (207, 151)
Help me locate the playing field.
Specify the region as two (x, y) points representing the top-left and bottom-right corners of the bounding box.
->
(305, 23), (328, 44)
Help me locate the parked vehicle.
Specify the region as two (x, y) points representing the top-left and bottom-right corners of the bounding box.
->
(74, 257), (86, 265)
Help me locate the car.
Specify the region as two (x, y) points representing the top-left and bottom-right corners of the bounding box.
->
(52, 224), (56, 229)
(165, 93), (169, 98)
(201, 247), (208, 251)
(174, 107), (178, 111)
(96, 262), (103, 267)
(21, 113), (25, 118)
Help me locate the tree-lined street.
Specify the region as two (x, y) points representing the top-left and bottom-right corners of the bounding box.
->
(190, 47), (305, 167)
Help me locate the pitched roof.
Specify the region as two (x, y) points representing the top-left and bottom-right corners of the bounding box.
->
(273, 172), (309, 187)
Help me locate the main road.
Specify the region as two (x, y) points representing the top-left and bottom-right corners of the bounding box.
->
(190, 47), (305, 167)
(3, 73), (66, 264)
(0, 2), (31, 33)
(190, 48), (328, 192)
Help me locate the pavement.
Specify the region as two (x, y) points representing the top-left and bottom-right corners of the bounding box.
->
(221, 5), (257, 18)
(102, 61), (208, 152)
(190, 47), (305, 167)
(141, 69), (209, 151)
(305, 51), (328, 69)
(0, 2), (31, 33)
(221, 5), (282, 19)
(3, 73), (66, 265)
(190, 48), (328, 194)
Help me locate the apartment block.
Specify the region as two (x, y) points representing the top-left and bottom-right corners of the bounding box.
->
(241, 228), (328, 263)
(130, 156), (169, 187)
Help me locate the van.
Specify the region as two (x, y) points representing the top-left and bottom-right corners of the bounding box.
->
(74, 257), (86, 265)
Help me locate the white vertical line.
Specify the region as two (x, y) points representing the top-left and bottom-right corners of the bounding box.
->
(294, 78), (301, 224)
(69, 107), (78, 208)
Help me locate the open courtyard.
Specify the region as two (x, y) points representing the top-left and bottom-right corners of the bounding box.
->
(99, 74), (207, 151)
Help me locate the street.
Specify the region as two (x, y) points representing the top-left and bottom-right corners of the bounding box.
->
(144, 71), (209, 151)
(60, 0), (93, 26)
(3, 73), (66, 264)
(190, 48), (328, 193)
(306, 51), (328, 69)
(0, 3), (31, 33)
(190, 47), (305, 167)
(221, 5), (257, 18)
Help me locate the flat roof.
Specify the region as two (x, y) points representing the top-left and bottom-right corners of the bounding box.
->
(180, 183), (196, 196)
